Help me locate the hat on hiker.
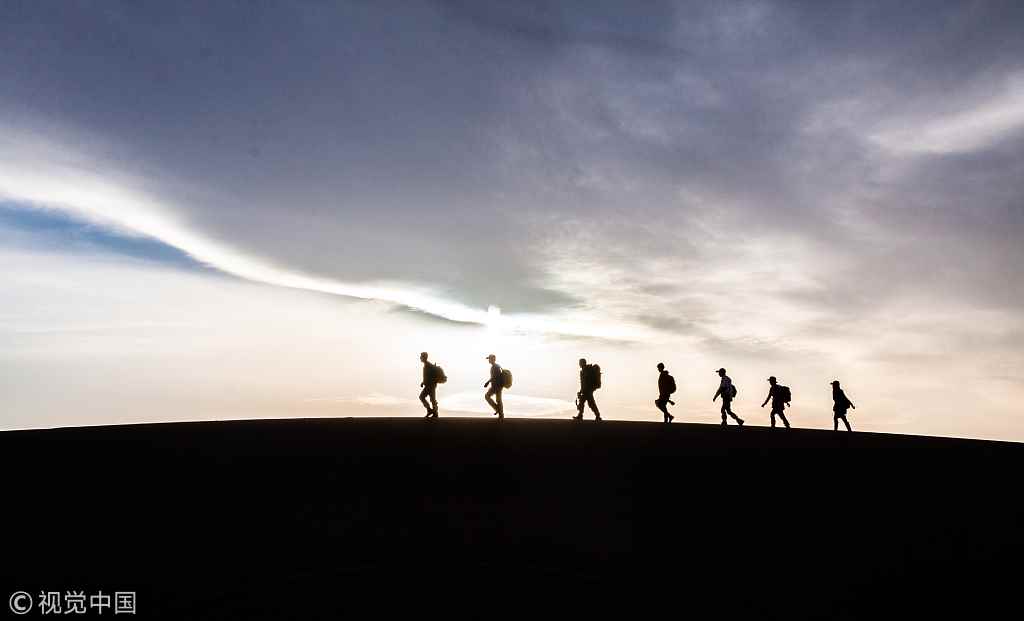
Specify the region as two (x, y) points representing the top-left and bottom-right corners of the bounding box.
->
(768, 376), (777, 382)
(716, 368), (726, 373)
(486, 354), (496, 361)
(830, 380), (840, 386)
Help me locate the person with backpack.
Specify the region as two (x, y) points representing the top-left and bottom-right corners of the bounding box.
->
(831, 380), (855, 431)
(760, 376), (791, 429)
(418, 352), (445, 418)
(573, 358), (602, 421)
(484, 354), (504, 420)
(655, 362), (675, 423)
(713, 367), (744, 426)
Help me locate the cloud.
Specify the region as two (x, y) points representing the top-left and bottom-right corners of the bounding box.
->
(870, 73), (1024, 154)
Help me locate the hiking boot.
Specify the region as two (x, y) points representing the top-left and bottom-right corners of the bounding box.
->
(668, 415), (674, 422)
(737, 418), (745, 426)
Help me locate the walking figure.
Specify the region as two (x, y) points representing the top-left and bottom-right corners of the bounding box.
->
(655, 363), (675, 423)
(713, 368), (744, 426)
(760, 376), (791, 429)
(418, 352), (445, 418)
(573, 358), (602, 421)
(484, 354), (504, 419)
(831, 380), (855, 431)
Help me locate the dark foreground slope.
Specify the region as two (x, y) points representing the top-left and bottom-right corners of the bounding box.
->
(2, 418), (1022, 619)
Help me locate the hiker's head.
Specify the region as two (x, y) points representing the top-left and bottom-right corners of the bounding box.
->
(420, 352), (429, 362)
(486, 354), (496, 363)
(657, 362), (665, 372)
(717, 367), (726, 377)
(579, 358), (587, 368)
(830, 380), (841, 388)
(767, 376), (777, 385)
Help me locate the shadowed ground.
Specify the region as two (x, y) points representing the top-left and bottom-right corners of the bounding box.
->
(2, 417), (1021, 619)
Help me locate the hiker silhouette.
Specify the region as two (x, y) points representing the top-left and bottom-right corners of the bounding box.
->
(419, 352), (439, 418)
(484, 354), (504, 419)
(713, 368), (744, 426)
(573, 358), (602, 421)
(760, 376), (791, 429)
(831, 380), (855, 431)
(655, 363), (675, 423)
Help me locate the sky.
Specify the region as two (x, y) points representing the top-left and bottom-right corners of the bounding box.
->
(1, 0), (1023, 440)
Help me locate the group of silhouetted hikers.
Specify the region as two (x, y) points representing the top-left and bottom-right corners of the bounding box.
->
(418, 353), (857, 431)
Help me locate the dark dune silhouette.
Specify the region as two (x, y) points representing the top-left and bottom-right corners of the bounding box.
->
(2, 417), (1021, 619)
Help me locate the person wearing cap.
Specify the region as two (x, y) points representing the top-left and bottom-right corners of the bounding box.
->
(831, 380), (855, 431)
(419, 351), (440, 418)
(484, 354), (504, 419)
(760, 376), (791, 429)
(573, 358), (602, 421)
(713, 367), (744, 426)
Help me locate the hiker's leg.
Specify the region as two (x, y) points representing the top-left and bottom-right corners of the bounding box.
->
(419, 387), (431, 413)
(587, 393), (600, 419)
(842, 415), (852, 432)
(728, 401), (743, 425)
(656, 398), (668, 421)
(720, 403), (728, 423)
(778, 411), (790, 428)
(495, 388), (504, 416)
(485, 386), (499, 413)
(770, 411), (777, 428)
(833, 415), (839, 431)
(428, 387), (438, 415)
(727, 401), (741, 421)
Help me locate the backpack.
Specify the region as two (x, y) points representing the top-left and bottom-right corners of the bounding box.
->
(434, 365), (447, 384)
(730, 384), (738, 399)
(501, 368), (513, 389)
(665, 373), (677, 394)
(778, 385), (791, 403)
(836, 391), (852, 411)
(586, 364), (602, 390)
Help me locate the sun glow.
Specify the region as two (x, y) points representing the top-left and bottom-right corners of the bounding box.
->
(485, 305), (502, 330)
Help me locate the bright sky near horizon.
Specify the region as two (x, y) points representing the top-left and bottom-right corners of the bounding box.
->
(1, 1), (1023, 440)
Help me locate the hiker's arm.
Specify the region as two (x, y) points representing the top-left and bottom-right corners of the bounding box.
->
(713, 387), (720, 401)
(761, 392), (770, 407)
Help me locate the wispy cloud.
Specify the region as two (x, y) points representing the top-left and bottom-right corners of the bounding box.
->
(0, 125), (651, 342)
(871, 73), (1024, 154)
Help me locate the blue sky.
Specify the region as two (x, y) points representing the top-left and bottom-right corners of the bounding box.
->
(1, 1), (1023, 438)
